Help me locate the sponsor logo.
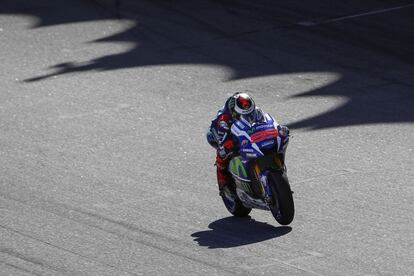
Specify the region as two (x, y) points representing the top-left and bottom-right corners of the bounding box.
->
(240, 182), (252, 193)
(229, 157), (248, 179)
(247, 128), (256, 134)
(241, 139), (249, 146)
(256, 124), (270, 130)
(251, 129), (278, 144)
(261, 140), (274, 147)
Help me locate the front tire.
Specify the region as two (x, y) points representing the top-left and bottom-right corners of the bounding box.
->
(268, 171), (294, 225)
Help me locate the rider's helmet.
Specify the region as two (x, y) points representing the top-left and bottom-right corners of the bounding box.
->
(234, 93), (255, 116)
(234, 93), (264, 124)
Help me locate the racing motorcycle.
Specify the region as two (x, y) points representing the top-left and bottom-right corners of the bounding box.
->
(216, 113), (294, 225)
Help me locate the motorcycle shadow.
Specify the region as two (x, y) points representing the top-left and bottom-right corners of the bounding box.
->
(191, 216), (291, 249)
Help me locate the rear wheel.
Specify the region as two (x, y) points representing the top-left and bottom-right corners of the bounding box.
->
(268, 171), (294, 225)
(221, 189), (252, 217)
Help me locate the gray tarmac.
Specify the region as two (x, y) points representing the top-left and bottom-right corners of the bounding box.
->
(1, 0), (413, 275)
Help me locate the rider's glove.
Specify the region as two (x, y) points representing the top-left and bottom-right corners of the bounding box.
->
(218, 147), (228, 158)
(218, 139), (234, 159)
(218, 146), (234, 160)
(278, 125), (290, 137)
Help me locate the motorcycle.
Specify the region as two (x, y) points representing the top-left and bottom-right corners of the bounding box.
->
(217, 113), (294, 225)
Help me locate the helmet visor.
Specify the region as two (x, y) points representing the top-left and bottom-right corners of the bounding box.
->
(237, 97), (252, 111)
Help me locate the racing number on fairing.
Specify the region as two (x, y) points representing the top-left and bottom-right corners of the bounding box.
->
(250, 129), (278, 144)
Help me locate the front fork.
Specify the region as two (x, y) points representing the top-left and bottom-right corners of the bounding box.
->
(253, 155), (284, 205)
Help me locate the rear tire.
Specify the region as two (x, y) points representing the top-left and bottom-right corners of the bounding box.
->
(269, 171), (294, 225)
(221, 193), (252, 217)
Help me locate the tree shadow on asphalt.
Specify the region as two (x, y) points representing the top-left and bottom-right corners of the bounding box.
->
(2, 0), (414, 129)
(191, 216), (291, 248)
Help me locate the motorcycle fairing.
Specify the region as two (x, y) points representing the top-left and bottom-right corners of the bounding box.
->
(231, 113), (281, 159)
(228, 113), (282, 200)
(229, 156), (250, 182)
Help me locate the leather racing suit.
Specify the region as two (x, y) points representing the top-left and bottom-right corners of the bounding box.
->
(206, 97), (237, 190)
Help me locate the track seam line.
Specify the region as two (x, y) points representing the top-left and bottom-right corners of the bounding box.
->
(0, 224), (140, 276)
(0, 195), (238, 275)
(298, 3), (414, 26)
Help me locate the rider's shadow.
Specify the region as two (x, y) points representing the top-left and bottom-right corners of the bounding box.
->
(191, 216), (291, 249)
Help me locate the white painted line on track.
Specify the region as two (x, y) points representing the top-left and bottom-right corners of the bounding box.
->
(298, 3), (414, 26)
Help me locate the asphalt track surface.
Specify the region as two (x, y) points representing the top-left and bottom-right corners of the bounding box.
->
(1, 1), (413, 275)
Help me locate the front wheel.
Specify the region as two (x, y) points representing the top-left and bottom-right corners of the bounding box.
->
(268, 171), (294, 225)
(221, 190), (251, 217)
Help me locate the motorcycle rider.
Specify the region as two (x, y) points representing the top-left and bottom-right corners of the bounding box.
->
(207, 92), (289, 195)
